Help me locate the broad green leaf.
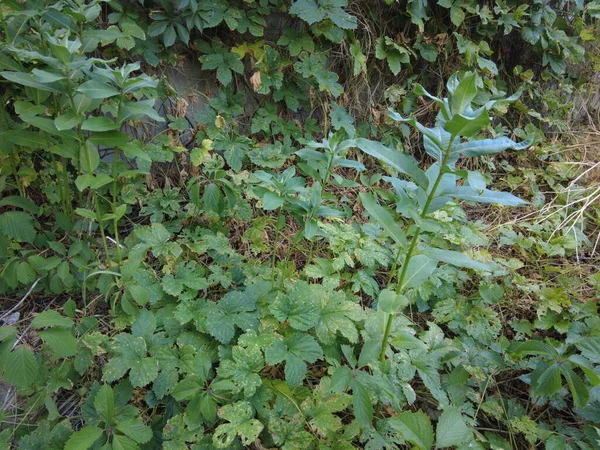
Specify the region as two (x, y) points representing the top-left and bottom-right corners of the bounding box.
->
(532, 364), (562, 397)
(262, 191), (285, 210)
(444, 109), (490, 137)
(349, 138), (428, 187)
(436, 406), (471, 447)
(512, 340), (559, 357)
(55, 112), (84, 130)
(115, 419), (153, 444)
(270, 284), (319, 331)
(120, 99), (164, 122)
(94, 384), (115, 424)
(75, 174), (114, 191)
(0, 71), (63, 93)
(38, 328), (77, 358)
(559, 365), (590, 408)
(422, 248), (490, 271)
(77, 80), (119, 99)
(3, 130), (53, 149)
(0, 211), (36, 243)
(388, 410), (434, 449)
(351, 379), (373, 429)
(3, 345), (40, 389)
(81, 116), (119, 132)
(290, 0), (326, 24)
(400, 254), (437, 289)
(449, 72), (477, 114)
(64, 426), (104, 450)
(359, 193), (406, 246)
(377, 289), (408, 314)
(88, 131), (130, 147)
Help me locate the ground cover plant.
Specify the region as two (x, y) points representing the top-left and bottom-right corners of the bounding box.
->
(0, 0), (599, 448)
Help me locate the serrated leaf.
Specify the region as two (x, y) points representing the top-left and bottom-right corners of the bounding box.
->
(116, 419), (153, 444)
(38, 328), (77, 358)
(3, 345), (40, 389)
(436, 406), (471, 448)
(351, 380), (373, 428)
(31, 310), (74, 329)
(388, 410), (434, 449)
(0, 211), (36, 242)
(64, 426), (104, 450)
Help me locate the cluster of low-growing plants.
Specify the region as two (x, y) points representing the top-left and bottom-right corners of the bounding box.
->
(0, 0), (599, 448)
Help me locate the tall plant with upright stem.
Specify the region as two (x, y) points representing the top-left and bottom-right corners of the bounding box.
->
(350, 72), (533, 363)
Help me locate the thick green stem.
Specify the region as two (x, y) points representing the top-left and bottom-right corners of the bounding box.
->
(378, 136), (456, 363)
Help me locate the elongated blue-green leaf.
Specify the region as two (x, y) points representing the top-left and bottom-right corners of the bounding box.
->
(348, 138), (428, 188)
(454, 136), (533, 157)
(451, 186), (527, 206)
(359, 193), (406, 246)
(444, 109), (490, 137)
(401, 254), (437, 289)
(0, 71), (64, 93)
(423, 248), (490, 271)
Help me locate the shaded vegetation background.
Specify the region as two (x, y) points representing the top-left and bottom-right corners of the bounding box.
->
(0, 0), (600, 449)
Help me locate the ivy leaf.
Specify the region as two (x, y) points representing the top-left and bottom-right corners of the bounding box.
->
(266, 333), (323, 387)
(213, 402), (264, 448)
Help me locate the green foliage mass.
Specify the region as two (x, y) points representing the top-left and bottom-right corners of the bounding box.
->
(0, 0), (600, 449)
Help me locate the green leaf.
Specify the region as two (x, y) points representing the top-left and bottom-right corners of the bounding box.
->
(400, 254), (437, 289)
(377, 289), (408, 314)
(351, 379), (373, 429)
(204, 183), (224, 214)
(88, 131), (130, 147)
(0, 211), (36, 243)
(290, 0), (326, 24)
(213, 402), (263, 448)
(359, 193), (406, 246)
(453, 136), (533, 157)
(449, 72), (477, 115)
(422, 248), (490, 271)
(265, 333), (322, 387)
(262, 191), (285, 210)
(55, 112), (84, 131)
(444, 109), (490, 137)
(0, 71), (63, 93)
(436, 406), (471, 448)
(120, 99), (164, 122)
(349, 138), (428, 188)
(115, 419), (153, 444)
(3, 130), (53, 149)
(451, 187), (527, 206)
(3, 345), (40, 389)
(559, 365), (590, 408)
(75, 174), (114, 191)
(81, 116), (119, 132)
(532, 364), (562, 397)
(270, 283), (320, 331)
(94, 384), (115, 424)
(388, 410), (434, 449)
(77, 80), (119, 99)
(38, 328), (77, 358)
(64, 426), (104, 450)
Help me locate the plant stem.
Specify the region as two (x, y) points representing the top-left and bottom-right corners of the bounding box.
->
(271, 207), (283, 288)
(378, 135), (456, 363)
